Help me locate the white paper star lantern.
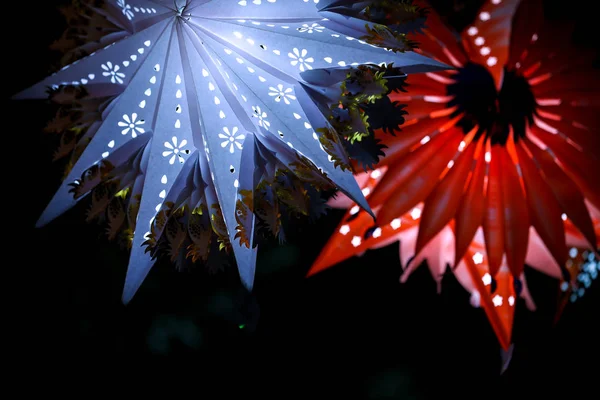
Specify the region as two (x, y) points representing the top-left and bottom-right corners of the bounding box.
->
(15, 0), (447, 303)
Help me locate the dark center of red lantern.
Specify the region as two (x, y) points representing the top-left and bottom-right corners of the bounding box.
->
(446, 62), (537, 144)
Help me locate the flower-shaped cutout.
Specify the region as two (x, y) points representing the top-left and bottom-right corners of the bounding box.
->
(118, 113), (145, 137)
(163, 136), (188, 165)
(288, 48), (313, 72)
(218, 126), (245, 154)
(101, 61), (126, 84)
(268, 84), (296, 105)
(297, 23), (324, 34)
(117, 0), (134, 20)
(251, 106), (270, 129)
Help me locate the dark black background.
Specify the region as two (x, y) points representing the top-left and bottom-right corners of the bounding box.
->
(7, 1), (599, 397)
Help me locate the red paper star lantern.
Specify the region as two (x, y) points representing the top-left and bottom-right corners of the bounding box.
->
(310, 0), (600, 351)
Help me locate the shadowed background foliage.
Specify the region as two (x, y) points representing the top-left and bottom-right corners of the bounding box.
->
(8, 0), (598, 397)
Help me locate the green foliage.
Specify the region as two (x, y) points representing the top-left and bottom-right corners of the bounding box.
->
(363, 0), (429, 35)
(326, 65), (390, 144)
(318, 63), (409, 171)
